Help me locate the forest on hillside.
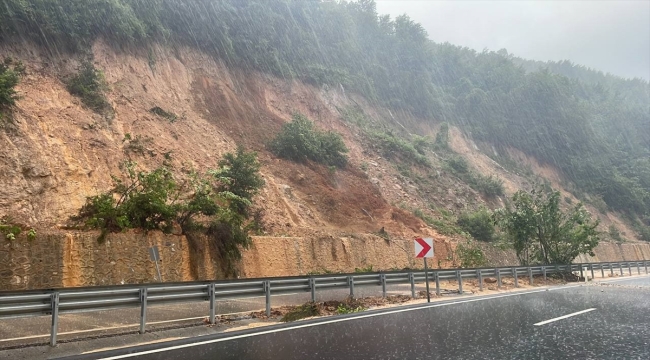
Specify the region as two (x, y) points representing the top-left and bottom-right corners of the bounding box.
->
(1, 0), (648, 237)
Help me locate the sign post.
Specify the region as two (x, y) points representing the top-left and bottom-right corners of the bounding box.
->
(148, 246), (162, 282)
(414, 237), (434, 303)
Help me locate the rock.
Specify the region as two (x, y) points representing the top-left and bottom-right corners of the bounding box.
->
(370, 178), (380, 185)
(484, 277), (497, 284)
(369, 161), (378, 167)
(393, 184), (402, 190)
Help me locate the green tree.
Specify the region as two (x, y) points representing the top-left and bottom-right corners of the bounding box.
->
(213, 146), (265, 216)
(497, 186), (600, 265)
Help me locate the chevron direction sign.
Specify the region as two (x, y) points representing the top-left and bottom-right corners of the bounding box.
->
(414, 237), (434, 258)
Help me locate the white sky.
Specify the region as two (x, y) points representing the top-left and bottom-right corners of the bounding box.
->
(375, 0), (650, 80)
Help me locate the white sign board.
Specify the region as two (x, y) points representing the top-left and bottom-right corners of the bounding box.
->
(414, 238), (434, 258)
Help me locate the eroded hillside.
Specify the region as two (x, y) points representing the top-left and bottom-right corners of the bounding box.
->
(0, 40), (641, 250)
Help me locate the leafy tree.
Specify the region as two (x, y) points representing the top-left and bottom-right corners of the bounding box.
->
(73, 162), (178, 242)
(496, 186), (600, 265)
(214, 146), (265, 209)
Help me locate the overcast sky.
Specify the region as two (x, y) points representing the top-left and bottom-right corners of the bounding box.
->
(375, 0), (650, 81)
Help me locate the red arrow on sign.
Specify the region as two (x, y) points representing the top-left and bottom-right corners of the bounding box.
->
(415, 237), (433, 258)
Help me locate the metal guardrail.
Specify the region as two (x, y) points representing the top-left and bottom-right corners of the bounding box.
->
(1, 261), (648, 346)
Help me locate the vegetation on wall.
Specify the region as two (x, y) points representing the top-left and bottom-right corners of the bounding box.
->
(270, 113), (348, 168)
(72, 147), (264, 274)
(0, 217), (36, 241)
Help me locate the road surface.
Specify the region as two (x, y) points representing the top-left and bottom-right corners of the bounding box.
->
(58, 276), (650, 359)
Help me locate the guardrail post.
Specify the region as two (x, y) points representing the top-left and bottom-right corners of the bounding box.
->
(264, 281), (271, 317)
(628, 263), (632, 276)
(434, 271), (441, 296)
(381, 274), (387, 298)
(579, 264), (584, 279)
(645, 261), (648, 274)
(590, 264), (594, 281)
(542, 266), (547, 282)
(609, 263), (614, 277)
(139, 288), (148, 334)
(600, 264), (604, 279)
(409, 272), (415, 298)
(348, 276), (355, 298)
(619, 263), (624, 276)
(496, 268), (502, 289)
(513, 268), (519, 288)
(310, 277), (316, 302)
(50, 291), (59, 346)
(208, 284), (216, 325)
(456, 270), (463, 294)
(528, 267), (533, 285)
(637, 262), (641, 275)
(477, 269), (483, 291)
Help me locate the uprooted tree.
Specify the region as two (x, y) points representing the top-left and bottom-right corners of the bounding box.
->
(496, 185), (600, 265)
(72, 146), (264, 275)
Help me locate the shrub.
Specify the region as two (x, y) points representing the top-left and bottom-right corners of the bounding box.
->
(336, 304), (365, 315)
(354, 265), (374, 273)
(66, 62), (113, 117)
(412, 135), (433, 155)
(270, 114), (348, 168)
(457, 208), (495, 242)
(149, 106), (178, 122)
(445, 155), (504, 197)
(122, 133), (154, 156)
(281, 303), (320, 322)
(455, 241), (486, 268)
(608, 225), (624, 242)
(446, 156), (469, 174)
(471, 174), (505, 197)
(434, 122), (450, 149)
(368, 130), (430, 167)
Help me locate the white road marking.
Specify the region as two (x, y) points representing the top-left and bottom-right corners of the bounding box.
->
(533, 308), (597, 326)
(94, 285), (581, 360)
(0, 317), (205, 342)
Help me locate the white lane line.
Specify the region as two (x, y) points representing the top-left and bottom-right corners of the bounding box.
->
(533, 308), (596, 326)
(0, 317), (205, 342)
(95, 285), (581, 360)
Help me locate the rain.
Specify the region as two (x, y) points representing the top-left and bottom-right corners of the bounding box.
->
(0, 1), (649, 359)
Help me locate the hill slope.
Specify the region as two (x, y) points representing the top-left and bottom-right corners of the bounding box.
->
(0, 0), (649, 272)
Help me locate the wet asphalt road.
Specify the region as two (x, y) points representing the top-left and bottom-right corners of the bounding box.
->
(62, 276), (650, 360)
